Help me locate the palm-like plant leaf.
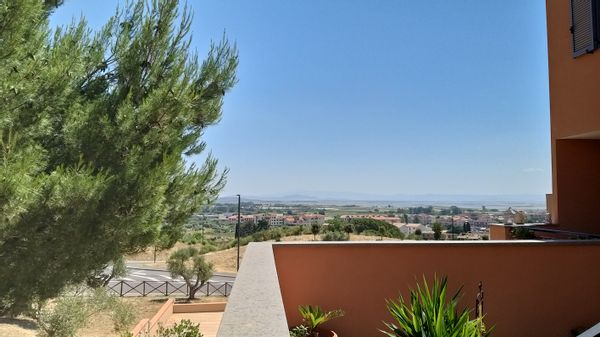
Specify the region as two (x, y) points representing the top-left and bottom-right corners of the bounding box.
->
(380, 276), (492, 337)
(298, 305), (345, 335)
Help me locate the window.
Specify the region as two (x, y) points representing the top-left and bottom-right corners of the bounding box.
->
(571, 0), (600, 57)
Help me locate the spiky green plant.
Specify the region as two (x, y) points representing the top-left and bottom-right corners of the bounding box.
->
(381, 276), (491, 337)
(297, 305), (344, 335)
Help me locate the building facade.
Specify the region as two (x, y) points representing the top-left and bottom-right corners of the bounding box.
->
(546, 0), (600, 234)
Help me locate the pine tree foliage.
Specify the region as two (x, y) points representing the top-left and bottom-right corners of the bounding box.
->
(0, 0), (237, 314)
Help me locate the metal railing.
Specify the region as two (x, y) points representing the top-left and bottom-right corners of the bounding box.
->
(106, 280), (232, 297)
(522, 226), (600, 240)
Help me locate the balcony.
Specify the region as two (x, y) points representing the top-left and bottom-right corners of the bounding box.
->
(217, 240), (600, 337)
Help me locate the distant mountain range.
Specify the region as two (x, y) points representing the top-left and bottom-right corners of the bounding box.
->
(217, 193), (547, 209)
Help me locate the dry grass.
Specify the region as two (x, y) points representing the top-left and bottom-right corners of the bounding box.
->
(79, 296), (227, 337)
(0, 296), (227, 337)
(78, 297), (167, 337)
(128, 233), (396, 273)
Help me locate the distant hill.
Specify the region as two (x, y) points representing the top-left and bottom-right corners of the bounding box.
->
(217, 193), (546, 209)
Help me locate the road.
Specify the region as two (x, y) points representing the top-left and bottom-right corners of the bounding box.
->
(117, 266), (236, 283)
(113, 262), (235, 283)
(105, 264), (236, 297)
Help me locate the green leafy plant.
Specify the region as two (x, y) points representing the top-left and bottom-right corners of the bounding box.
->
(156, 319), (203, 337)
(290, 324), (310, 337)
(381, 276), (491, 337)
(292, 305), (344, 336)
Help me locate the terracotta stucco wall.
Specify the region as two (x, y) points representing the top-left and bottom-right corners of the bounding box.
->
(555, 139), (600, 233)
(489, 224), (512, 240)
(274, 242), (600, 337)
(546, 0), (600, 229)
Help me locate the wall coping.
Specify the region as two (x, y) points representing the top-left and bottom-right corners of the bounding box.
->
(173, 302), (227, 313)
(148, 298), (175, 329)
(216, 242), (289, 337)
(489, 223), (547, 227)
(130, 318), (150, 337)
(130, 298), (174, 337)
(272, 239), (600, 247)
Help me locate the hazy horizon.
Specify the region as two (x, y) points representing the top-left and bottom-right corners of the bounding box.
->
(217, 191), (547, 209)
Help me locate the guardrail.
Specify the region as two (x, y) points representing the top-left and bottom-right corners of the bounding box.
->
(523, 226), (600, 240)
(106, 280), (232, 297)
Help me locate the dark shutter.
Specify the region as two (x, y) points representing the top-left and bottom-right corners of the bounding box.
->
(571, 0), (598, 57)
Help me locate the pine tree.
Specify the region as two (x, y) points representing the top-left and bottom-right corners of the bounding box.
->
(0, 0), (237, 314)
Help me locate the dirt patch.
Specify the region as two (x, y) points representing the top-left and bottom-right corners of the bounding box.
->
(0, 317), (37, 337)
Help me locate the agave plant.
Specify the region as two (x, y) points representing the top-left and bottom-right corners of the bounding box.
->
(381, 276), (491, 337)
(291, 305), (345, 337)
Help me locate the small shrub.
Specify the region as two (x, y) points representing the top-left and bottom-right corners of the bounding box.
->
(343, 224), (354, 234)
(292, 226), (304, 235)
(36, 288), (136, 337)
(363, 229), (379, 237)
(290, 324), (310, 337)
(199, 244), (216, 254)
(36, 296), (88, 337)
(111, 300), (135, 333)
(511, 227), (535, 240)
(156, 319), (203, 337)
(321, 231), (349, 241)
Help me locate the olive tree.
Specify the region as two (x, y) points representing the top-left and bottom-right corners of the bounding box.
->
(167, 247), (214, 300)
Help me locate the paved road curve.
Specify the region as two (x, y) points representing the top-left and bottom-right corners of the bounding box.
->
(117, 266), (235, 283)
(104, 264), (236, 297)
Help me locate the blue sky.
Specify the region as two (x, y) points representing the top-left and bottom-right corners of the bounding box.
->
(50, 0), (551, 198)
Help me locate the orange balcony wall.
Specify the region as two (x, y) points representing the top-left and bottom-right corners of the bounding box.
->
(273, 242), (600, 337)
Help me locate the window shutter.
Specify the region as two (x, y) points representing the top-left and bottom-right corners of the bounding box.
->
(571, 0), (598, 57)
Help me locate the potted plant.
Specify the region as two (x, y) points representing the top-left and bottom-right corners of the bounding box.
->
(290, 305), (345, 337)
(380, 276), (492, 337)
